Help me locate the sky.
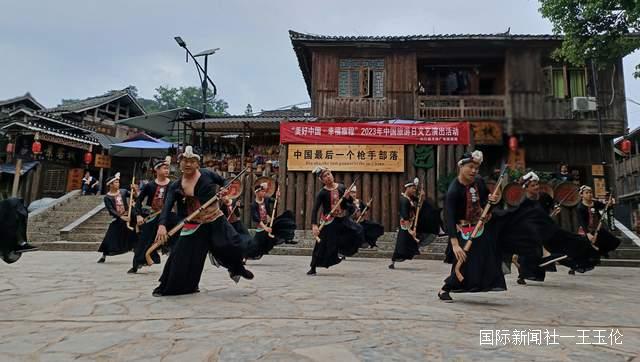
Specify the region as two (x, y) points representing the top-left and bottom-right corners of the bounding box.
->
(1, 0), (640, 128)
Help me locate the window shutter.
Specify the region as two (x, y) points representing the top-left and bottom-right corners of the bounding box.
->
(360, 67), (372, 97)
(542, 66), (553, 97)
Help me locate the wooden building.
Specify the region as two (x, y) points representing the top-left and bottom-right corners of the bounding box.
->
(286, 30), (628, 232)
(614, 128), (640, 232)
(0, 88), (144, 203)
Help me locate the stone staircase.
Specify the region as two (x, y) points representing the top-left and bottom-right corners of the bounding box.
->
(28, 194), (104, 244)
(33, 207), (640, 267)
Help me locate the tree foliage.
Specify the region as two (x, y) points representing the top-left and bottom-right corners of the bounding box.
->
(539, 0), (640, 74)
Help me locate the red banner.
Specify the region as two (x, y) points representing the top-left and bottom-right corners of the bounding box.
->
(280, 122), (470, 145)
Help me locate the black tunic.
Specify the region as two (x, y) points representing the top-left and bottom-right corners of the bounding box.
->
(310, 184), (364, 268)
(576, 200), (620, 256)
(98, 189), (137, 256)
(154, 169), (251, 296)
(222, 199), (249, 236)
(132, 180), (178, 267)
(0, 198), (29, 264)
(442, 177), (507, 293)
(353, 199), (384, 248)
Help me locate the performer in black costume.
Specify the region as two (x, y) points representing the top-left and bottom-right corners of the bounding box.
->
(152, 146), (254, 297)
(438, 151), (506, 302)
(245, 183), (295, 260)
(350, 186), (384, 249)
(222, 195), (249, 236)
(389, 178), (424, 269)
(575, 185), (620, 261)
(514, 171), (567, 285)
(308, 166), (364, 275)
(0, 198), (38, 264)
(97, 173), (137, 263)
(129, 157), (177, 273)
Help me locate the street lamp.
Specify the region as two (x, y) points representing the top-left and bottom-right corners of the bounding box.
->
(174, 36), (219, 151)
(174, 36), (219, 116)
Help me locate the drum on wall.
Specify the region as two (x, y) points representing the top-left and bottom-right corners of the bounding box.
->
(225, 176), (243, 200)
(503, 182), (525, 207)
(553, 181), (580, 207)
(254, 176), (277, 197)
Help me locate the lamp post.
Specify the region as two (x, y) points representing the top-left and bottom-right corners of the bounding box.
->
(174, 36), (219, 151)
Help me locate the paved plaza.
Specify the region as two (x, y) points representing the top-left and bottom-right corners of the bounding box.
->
(1, 252), (639, 361)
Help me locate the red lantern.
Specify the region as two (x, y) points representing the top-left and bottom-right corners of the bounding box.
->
(84, 151), (93, 165)
(32, 140), (42, 155)
(508, 136), (519, 152)
(621, 139), (632, 154)
(5, 142), (14, 154)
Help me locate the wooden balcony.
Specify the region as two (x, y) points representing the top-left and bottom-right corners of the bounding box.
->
(417, 95), (506, 120)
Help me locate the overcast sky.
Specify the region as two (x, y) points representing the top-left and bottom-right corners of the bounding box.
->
(1, 0), (639, 127)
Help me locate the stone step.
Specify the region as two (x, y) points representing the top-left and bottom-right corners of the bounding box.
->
(33, 241), (100, 252)
(608, 248), (640, 259)
(66, 233), (106, 243)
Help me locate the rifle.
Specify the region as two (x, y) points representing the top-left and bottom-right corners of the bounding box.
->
(126, 177), (136, 231)
(591, 193), (614, 250)
(409, 191), (424, 243)
(454, 165), (508, 282)
(315, 177), (360, 243)
(355, 198), (373, 223)
(144, 167), (249, 265)
(267, 180), (280, 238)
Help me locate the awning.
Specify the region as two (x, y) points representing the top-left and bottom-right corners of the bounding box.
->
(1, 121), (99, 150)
(116, 107), (204, 137)
(110, 138), (175, 158)
(0, 161), (39, 176)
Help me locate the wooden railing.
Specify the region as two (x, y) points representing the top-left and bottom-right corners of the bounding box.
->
(417, 95), (505, 120)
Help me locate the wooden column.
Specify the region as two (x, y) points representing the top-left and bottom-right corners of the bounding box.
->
(304, 172), (315, 230)
(295, 172), (305, 228)
(278, 145), (287, 214)
(11, 158), (23, 197)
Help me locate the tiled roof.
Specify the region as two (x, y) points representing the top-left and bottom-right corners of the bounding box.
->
(1, 121), (99, 145)
(289, 30), (563, 42)
(0, 92), (45, 110)
(259, 107), (312, 117)
(44, 88), (145, 116)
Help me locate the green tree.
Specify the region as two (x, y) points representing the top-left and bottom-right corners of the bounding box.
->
(152, 86), (228, 115)
(539, 0), (640, 74)
(245, 103), (253, 116)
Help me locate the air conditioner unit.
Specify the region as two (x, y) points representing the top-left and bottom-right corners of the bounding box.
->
(572, 97), (597, 112)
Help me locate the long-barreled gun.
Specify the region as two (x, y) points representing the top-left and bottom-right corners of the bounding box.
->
(315, 177), (360, 242)
(145, 167), (249, 265)
(591, 193), (614, 250)
(267, 180), (280, 238)
(126, 177), (136, 231)
(410, 191), (424, 243)
(454, 165), (508, 282)
(356, 198), (373, 223)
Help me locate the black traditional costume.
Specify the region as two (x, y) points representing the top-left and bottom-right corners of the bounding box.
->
(98, 174), (137, 261)
(245, 184), (296, 260)
(576, 194), (621, 257)
(222, 198), (249, 236)
(131, 159), (178, 272)
(0, 198), (37, 264)
(153, 147), (254, 296)
(308, 167), (364, 274)
(352, 197), (384, 249)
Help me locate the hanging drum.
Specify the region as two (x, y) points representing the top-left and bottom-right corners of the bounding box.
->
(503, 182), (525, 207)
(553, 181), (580, 207)
(538, 181), (554, 199)
(254, 176), (276, 198)
(225, 176), (243, 200)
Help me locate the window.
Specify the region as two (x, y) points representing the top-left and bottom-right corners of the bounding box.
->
(543, 66), (587, 98)
(338, 58), (384, 98)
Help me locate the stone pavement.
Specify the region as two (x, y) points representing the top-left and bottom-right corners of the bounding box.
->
(1, 252), (639, 361)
